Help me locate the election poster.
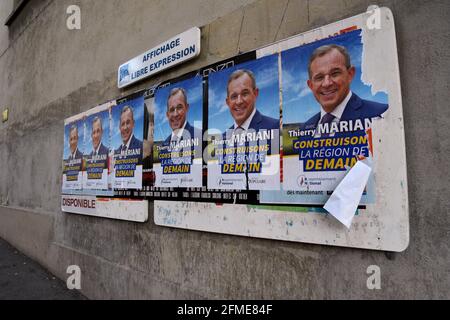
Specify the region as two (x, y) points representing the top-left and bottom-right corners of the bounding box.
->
(111, 93), (145, 189)
(83, 102), (114, 190)
(260, 29), (388, 205)
(152, 76), (203, 188)
(62, 117), (85, 190)
(207, 54), (281, 190)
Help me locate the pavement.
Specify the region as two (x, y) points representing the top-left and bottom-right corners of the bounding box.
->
(0, 238), (86, 300)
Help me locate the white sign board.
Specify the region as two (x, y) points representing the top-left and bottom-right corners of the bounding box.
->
(62, 195), (148, 222)
(118, 27), (201, 88)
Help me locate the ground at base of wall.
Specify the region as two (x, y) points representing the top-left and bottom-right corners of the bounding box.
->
(0, 238), (86, 300)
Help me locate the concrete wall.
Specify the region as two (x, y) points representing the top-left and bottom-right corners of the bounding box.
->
(0, 0), (448, 299)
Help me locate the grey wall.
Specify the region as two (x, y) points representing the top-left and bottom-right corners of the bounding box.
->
(0, 0), (448, 299)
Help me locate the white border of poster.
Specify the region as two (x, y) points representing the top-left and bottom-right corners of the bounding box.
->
(155, 8), (409, 252)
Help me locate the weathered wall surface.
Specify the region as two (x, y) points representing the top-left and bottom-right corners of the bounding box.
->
(0, 0), (449, 299)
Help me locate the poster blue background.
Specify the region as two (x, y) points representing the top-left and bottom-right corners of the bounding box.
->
(282, 30), (388, 124)
(63, 120), (85, 159)
(208, 54), (280, 133)
(111, 96), (144, 150)
(153, 76), (203, 142)
(84, 110), (110, 154)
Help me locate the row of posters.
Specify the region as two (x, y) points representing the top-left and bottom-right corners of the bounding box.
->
(63, 29), (389, 205)
(62, 94), (145, 193)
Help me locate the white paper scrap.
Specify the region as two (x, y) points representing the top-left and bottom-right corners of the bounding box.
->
(324, 161), (372, 228)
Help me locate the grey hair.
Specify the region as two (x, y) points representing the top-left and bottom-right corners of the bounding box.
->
(308, 44), (351, 79)
(121, 105), (134, 121)
(92, 116), (102, 130)
(227, 69), (257, 96)
(167, 87), (188, 110)
(70, 124), (78, 135)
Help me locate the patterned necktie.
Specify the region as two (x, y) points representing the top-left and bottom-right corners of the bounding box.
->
(122, 145), (127, 152)
(320, 113), (335, 137)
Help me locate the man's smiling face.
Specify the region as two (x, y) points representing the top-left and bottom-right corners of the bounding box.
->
(226, 73), (259, 127)
(307, 48), (355, 113)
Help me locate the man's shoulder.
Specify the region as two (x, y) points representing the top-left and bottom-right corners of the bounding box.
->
(131, 135), (143, 148)
(346, 93), (388, 119)
(184, 122), (202, 139)
(185, 121), (194, 132)
(184, 122), (195, 136)
(75, 149), (83, 158)
(359, 98), (388, 116)
(99, 144), (109, 155)
(251, 110), (279, 130)
(301, 112), (321, 131)
(260, 114), (279, 129)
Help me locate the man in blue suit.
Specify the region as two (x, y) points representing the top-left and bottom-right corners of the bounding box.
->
(90, 116), (109, 157)
(302, 44), (388, 136)
(221, 69), (279, 166)
(164, 87), (200, 144)
(115, 105), (143, 154)
(225, 69), (279, 135)
(68, 124), (83, 161)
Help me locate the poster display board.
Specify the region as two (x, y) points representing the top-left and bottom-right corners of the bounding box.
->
(153, 8), (409, 251)
(62, 8), (409, 251)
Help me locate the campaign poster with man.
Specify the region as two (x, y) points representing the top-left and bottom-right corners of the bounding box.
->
(111, 95), (145, 189)
(279, 29), (388, 203)
(83, 106), (111, 190)
(152, 76), (203, 188)
(207, 54), (280, 190)
(62, 118), (85, 190)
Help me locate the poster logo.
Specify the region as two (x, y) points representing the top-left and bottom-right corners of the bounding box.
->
(119, 64), (130, 83)
(297, 175), (308, 188)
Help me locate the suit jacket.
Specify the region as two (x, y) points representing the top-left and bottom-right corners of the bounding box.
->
(69, 149), (83, 161)
(228, 109), (279, 132)
(115, 135), (143, 154)
(90, 143), (109, 157)
(224, 110), (279, 139)
(164, 121), (197, 145)
(163, 122), (202, 163)
(223, 110), (280, 155)
(301, 93), (388, 132)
